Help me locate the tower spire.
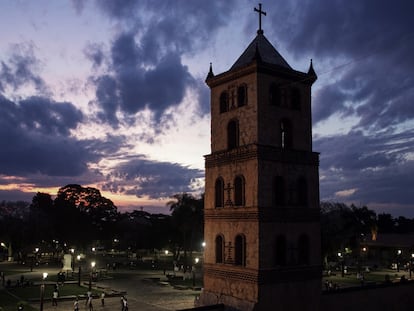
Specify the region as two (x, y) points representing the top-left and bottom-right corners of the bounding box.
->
(254, 3), (266, 34)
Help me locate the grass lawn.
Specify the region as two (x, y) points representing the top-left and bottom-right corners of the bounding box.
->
(322, 269), (409, 288)
(0, 290), (37, 311)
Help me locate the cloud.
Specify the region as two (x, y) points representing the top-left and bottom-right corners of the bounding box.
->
(90, 31), (194, 126)
(84, 43), (106, 69)
(0, 94), (95, 176)
(315, 129), (414, 206)
(263, 0), (414, 133)
(103, 155), (204, 199)
(0, 42), (47, 94)
(88, 0), (236, 126)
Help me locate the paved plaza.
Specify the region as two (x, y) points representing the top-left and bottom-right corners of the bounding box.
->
(1, 263), (197, 311)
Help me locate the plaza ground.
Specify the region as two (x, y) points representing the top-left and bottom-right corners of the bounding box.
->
(0, 262), (198, 311)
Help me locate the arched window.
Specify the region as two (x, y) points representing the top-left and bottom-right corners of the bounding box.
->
(269, 83), (281, 106)
(234, 175), (245, 206)
(275, 235), (287, 266)
(215, 178), (224, 208)
(227, 119), (239, 150)
(220, 91), (229, 113)
(237, 84), (247, 107)
(291, 87), (301, 110)
(280, 119), (292, 149)
(234, 234), (246, 266)
(215, 235), (224, 263)
(273, 176), (285, 206)
(297, 177), (308, 206)
(298, 234), (310, 265)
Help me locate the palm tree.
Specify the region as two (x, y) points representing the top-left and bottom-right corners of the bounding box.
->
(167, 193), (203, 267)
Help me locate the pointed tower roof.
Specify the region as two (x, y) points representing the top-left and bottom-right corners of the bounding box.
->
(230, 32), (292, 71)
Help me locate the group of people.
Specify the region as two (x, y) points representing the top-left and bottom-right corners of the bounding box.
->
(73, 292), (107, 311)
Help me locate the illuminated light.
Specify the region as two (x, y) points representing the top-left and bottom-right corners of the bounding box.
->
(42, 272), (48, 280)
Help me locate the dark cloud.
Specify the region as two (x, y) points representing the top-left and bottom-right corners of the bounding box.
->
(270, 0), (414, 60)
(312, 83), (351, 124)
(0, 94), (95, 176)
(96, 1), (235, 52)
(93, 74), (120, 125)
(315, 129), (414, 207)
(92, 31), (194, 125)
(103, 156), (204, 199)
(0, 43), (47, 94)
(84, 43), (106, 69)
(89, 1), (236, 126)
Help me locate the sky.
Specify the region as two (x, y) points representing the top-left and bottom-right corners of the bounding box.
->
(0, 0), (413, 217)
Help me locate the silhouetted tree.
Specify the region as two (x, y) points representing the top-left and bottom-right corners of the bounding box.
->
(0, 201), (31, 260)
(167, 193), (204, 265)
(54, 184), (119, 246)
(320, 202), (378, 266)
(29, 192), (56, 241)
(377, 213), (396, 233)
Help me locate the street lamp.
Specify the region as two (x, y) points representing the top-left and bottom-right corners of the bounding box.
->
(192, 257), (199, 287)
(77, 255), (82, 286)
(40, 272), (48, 311)
(397, 249), (402, 272)
(89, 261), (96, 291)
(338, 252), (344, 277)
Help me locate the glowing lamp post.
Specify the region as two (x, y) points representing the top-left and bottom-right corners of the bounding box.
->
(411, 253), (414, 279)
(40, 272), (48, 311)
(338, 252), (344, 277)
(397, 249), (402, 272)
(89, 261), (96, 291)
(77, 255), (82, 286)
(192, 257), (200, 287)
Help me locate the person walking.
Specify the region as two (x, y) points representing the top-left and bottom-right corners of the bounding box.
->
(120, 296), (125, 311)
(87, 295), (93, 311)
(52, 289), (58, 306)
(101, 292), (105, 307)
(74, 297), (79, 311)
(123, 297), (128, 311)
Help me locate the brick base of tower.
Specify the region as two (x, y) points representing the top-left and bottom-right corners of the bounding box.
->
(197, 265), (321, 311)
(198, 281), (321, 311)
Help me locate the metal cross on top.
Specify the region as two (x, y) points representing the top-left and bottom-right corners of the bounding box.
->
(254, 3), (266, 34)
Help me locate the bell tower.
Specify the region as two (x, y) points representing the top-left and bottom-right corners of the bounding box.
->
(199, 4), (321, 311)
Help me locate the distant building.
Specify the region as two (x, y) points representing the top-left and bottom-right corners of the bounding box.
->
(361, 233), (414, 268)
